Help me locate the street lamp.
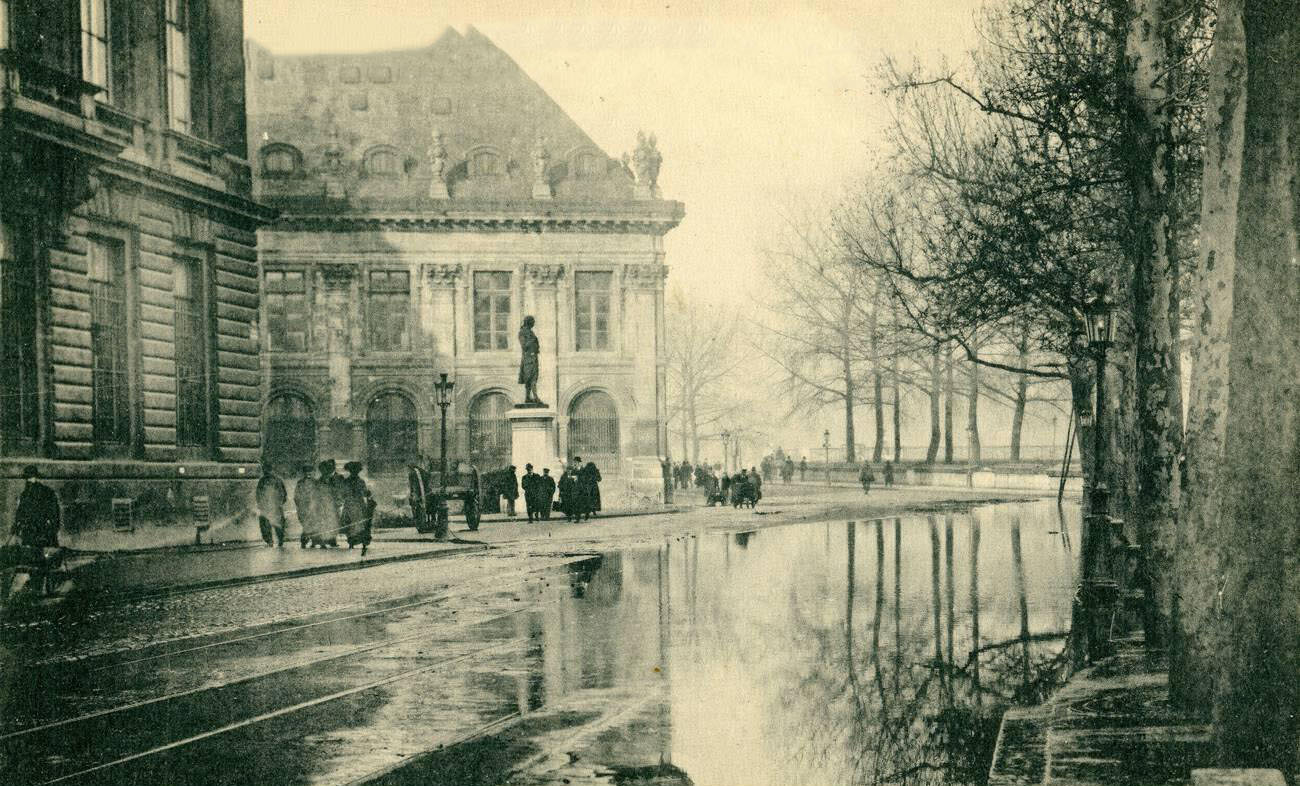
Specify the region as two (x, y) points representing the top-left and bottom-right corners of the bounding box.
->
(822, 429), (831, 487)
(721, 430), (731, 473)
(1081, 299), (1118, 661)
(433, 372), (455, 541)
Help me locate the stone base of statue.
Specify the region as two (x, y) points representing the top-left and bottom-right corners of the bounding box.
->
(506, 406), (563, 474)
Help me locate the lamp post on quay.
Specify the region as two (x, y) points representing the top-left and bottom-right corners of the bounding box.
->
(433, 372), (455, 541)
(822, 429), (831, 487)
(721, 430), (731, 474)
(1080, 300), (1119, 661)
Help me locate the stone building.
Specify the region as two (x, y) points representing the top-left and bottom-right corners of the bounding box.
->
(245, 27), (683, 490)
(0, 0), (272, 547)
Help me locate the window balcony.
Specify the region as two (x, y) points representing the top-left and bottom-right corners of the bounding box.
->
(0, 49), (126, 161)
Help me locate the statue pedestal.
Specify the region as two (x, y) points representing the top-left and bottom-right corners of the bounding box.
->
(506, 406), (563, 474)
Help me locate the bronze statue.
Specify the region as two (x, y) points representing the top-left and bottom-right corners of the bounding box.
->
(518, 315), (542, 404)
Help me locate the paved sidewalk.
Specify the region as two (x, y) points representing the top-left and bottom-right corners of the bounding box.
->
(67, 538), (481, 601)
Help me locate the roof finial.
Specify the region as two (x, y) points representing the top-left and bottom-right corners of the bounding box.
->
(531, 133), (552, 200)
(631, 130), (662, 199)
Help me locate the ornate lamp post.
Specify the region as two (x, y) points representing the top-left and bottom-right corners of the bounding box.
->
(721, 430), (731, 474)
(1080, 300), (1118, 661)
(433, 372), (455, 540)
(822, 429), (831, 486)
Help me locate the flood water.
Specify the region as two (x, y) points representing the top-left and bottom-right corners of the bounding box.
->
(494, 499), (1081, 786)
(8, 499), (1080, 786)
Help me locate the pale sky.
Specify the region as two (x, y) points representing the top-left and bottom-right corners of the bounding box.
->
(244, 0), (985, 300)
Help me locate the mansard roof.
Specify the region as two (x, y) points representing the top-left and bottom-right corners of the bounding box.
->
(245, 26), (679, 228)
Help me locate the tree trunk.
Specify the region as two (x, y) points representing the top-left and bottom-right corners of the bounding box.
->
(843, 356), (857, 464)
(1010, 329), (1030, 463)
(1123, 0), (1183, 652)
(892, 367), (902, 463)
(871, 293), (884, 462)
(1178, 0), (1300, 770)
(1172, 0), (1244, 712)
(926, 345), (941, 464)
(943, 347), (954, 464)
(966, 352), (981, 465)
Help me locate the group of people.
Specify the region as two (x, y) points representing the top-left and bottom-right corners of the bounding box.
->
(511, 457), (604, 524)
(258, 459), (376, 554)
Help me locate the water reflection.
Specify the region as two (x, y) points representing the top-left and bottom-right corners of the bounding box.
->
(510, 500), (1078, 786)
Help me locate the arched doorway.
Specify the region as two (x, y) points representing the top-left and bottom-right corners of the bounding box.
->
(264, 393), (317, 475)
(468, 391), (512, 470)
(366, 391), (418, 474)
(568, 390), (619, 463)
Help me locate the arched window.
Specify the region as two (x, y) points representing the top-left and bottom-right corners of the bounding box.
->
(364, 147), (400, 176)
(261, 144), (301, 177)
(468, 147), (502, 177)
(468, 391), (512, 470)
(264, 393), (317, 475)
(366, 392), (418, 473)
(568, 390), (619, 460)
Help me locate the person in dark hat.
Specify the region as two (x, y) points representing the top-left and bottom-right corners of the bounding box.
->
(340, 461), (374, 555)
(502, 465), (519, 518)
(310, 459), (341, 548)
(255, 460), (287, 547)
(539, 468), (557, 520)
(12, 465), (61, 550)
(521, 463), (541, 523)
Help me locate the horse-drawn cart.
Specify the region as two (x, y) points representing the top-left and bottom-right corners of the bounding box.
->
(408, 460), (481, 539)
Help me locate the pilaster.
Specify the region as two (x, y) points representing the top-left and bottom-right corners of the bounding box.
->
(319, 264), (355, 422)
(425, 263), (463, 365)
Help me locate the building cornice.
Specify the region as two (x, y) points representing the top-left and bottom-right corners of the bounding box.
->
(264, 199), (685, 236)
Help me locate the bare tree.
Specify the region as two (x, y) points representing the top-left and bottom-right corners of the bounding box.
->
(664, 287), (746, 464)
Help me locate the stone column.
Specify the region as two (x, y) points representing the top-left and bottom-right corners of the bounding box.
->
(525, 264), (565, 416)
(425, 263), (462, 366)
(319, 264), (357, 457)
(622, 263), (668, 457)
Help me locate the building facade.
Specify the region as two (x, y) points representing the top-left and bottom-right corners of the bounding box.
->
(0, 0), (272, 546)
(246, 28), (683, 488)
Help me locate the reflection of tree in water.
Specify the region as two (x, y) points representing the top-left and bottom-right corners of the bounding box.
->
(772, 517), (1071, 785)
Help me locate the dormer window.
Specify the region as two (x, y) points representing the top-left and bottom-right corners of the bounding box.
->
(574, 150), (604, 178)
(468, 148), (502, 178)
(261, 144), (301, 177)
(364, 147), (399, 176)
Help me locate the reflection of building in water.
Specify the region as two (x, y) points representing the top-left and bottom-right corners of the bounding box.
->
(245, 28), (683, 478)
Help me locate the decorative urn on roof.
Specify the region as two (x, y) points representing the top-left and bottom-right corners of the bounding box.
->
(531, 134), (551, 200)
(429, 127), (449, 199)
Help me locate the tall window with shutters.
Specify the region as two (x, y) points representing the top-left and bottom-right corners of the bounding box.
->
(265, 270), (308, 351)
(575, 271), (612, 351)
(80, 0), (109, 97)
(174, 256), (211, 448)
(1, 219), (39, 454)
(89, 238), (130, 451)
(0, 0), (10, 50)
(473, 271), (511, 351)
(367, 270), (409, 350)
(165, 0), (191, 133)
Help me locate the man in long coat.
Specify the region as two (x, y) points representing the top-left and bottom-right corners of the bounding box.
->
(521, 463), (541, 523)
(340, 461), (374, 553)
(502, 465), (519, 518)
(578, 460), (602, 520)
(12, 465), (60, 549)
(295, 463), (316, 548)
(256, 461), (287, 547)
(558, 468), (578, 523)
(539, 468), (557, 520)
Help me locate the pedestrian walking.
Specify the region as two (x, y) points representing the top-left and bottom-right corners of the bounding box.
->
(558, 468), (579, 523)
(7, 465), (62, 596)
(255, 460), (287, 547)
(859, 461), (875, 495)
(799, 457), (807, 482)
(502, 465), (519, 518)
(340, 461), (374, 554)
(751, 466), (763, 503)
(307, 460), (341, 548)
(783, 457), (794, 484)
(883, 460), (895, 487)
(522, 463), (541, 523)
(540, 468), (557, 520)
(577, 459), (602, 521)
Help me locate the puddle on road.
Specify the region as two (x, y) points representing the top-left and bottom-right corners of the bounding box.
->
(385, 499), (1081, 786)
